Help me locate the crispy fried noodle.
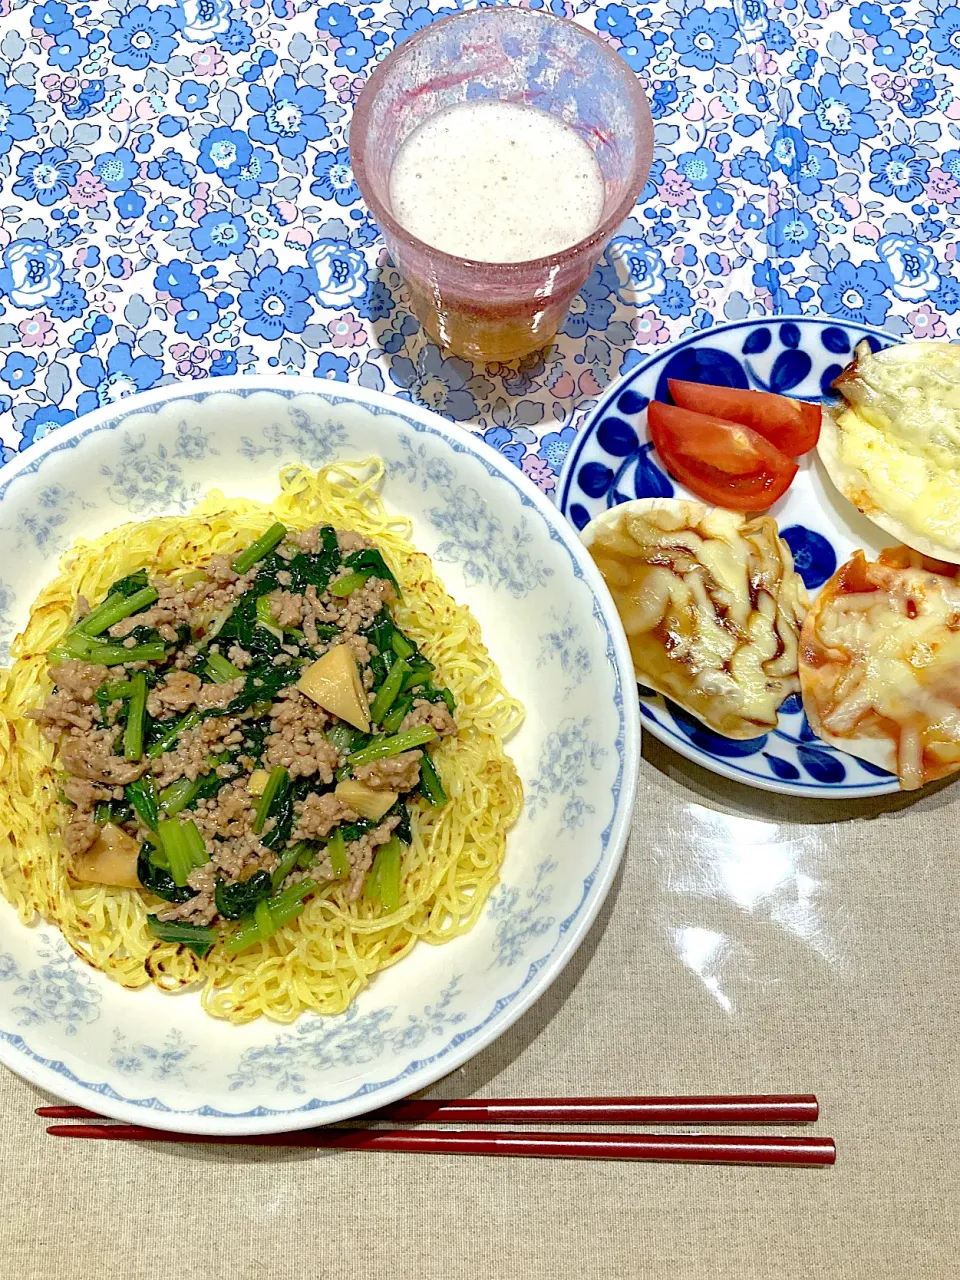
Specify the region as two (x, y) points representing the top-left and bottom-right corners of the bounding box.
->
(0, 461), (524, 1023)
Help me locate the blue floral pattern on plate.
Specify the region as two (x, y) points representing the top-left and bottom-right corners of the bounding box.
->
(0, 377), (638, 1133)
(559, 317), (902, 799)
(535, 609), (593, 698)
(228, 978), (466, 1095)
(0, 938), (101, 1035)
(489, 860), (557, 971)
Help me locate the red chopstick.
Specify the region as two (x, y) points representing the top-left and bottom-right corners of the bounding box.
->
(36, 1093), (818, 1125)
(44, 1123), (835, 1166)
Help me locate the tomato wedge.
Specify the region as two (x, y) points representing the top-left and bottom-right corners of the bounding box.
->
(647, 401), (798, 512)
(667, 379), (821, 455)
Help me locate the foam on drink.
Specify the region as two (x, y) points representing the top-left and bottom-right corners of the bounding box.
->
(388, 100), (605, 264)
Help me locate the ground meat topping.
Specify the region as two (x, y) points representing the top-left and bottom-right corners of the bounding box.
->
(400, 698), (457, 737)
(226, 644), (253, 669)
(268, 589), (303, 629)
(40, 521), (458, 937)
(336, 530), (372, 554)
(62, 777), (118, 808)
(154, 884), (218, 926)
(29, 660), (110, 739)
(147, 671), (202, 716)
(152, 716), (244, 787)
(335, 577), (394, 634)
(65, 815), (101, 856)
(345, 634), (372, 666)
(109, 604), (179, 640)
(194, 677), (244, 711)
(48, 661), (109, 700)
(345, 815), (401, 900)
(292, 792), (358, 841)
(61, 735), (147, 785)
(354, 750), (422, 792)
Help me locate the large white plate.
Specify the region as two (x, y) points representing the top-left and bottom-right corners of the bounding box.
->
(0, 377), (639, 1134)
(558, 316), (899, 799)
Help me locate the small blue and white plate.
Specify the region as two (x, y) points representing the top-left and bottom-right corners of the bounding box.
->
(558, 316), (900, 799)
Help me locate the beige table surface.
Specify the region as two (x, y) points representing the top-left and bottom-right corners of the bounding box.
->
(1, 734), (956, 1280)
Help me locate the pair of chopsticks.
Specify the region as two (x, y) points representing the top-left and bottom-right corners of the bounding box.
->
(39, 1094), (836, 1166)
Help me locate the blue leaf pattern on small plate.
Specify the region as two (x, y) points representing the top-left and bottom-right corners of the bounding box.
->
(780, 525), (838, 591)
(559, 317), (899, 799)
(764, 754), (801, 782)
(767, 348), (813, 393)
(797, 746), (847, 785)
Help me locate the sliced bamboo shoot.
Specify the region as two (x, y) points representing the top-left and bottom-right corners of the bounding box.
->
(298, 644), (370, 732)
(72, 823), (141, 889)
(334, 779), (398, 821)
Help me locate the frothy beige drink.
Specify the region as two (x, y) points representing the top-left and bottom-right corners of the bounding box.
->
(388, 100), (605, 264)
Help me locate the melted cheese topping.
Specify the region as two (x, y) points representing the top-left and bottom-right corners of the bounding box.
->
(828, 340), (960, 555)
(583, 499), (808, 739)
(799, 547), (960, 790)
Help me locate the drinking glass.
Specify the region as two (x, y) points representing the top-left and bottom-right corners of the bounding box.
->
(351, 8), (654, 364)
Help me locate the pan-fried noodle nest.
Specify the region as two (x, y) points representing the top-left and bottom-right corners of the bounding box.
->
(0, 461), (524, 1023)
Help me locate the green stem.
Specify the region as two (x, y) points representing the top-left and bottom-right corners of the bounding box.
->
(369, 658), (409, 724)
(125, 775), (159, 830)
(146, 709), (201, 759)
(157, 817), (194, 887)
(327, 827), (349, 879)
(401, 663), (435, 692)
(146, 916), (215, 958)
(346, 725), (437, 768)
(380, 696), (413, 735)
(102, 679), (134, 702)
(270, 842), (307, 890)
(158, 751), (230, 817)
(232, 523), (287, 575)
(206, 651), (243, 683)
(329, 570), (371, 598)
(326, 723), (357, 756)
(181, 819), (209, 868)
(122, 672), (147, 761)
(224, 878), (316, 955)
(57, 641), (168, 667)
(371, 836), (402, 912)
(419, 752), (447, 807)
(158, 777), (199, 817)
(364, 852), (382, 903)
(49, 632), (95, 663)
(390, 630), (416, 660)
(255, 594), (282, 633)
(252, 765), (289, 835)
(76, 585), (159, 637)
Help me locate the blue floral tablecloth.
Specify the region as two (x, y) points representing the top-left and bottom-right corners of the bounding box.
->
(0, 0), (958, 492)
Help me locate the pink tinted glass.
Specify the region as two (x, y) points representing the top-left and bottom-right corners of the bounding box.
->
(351, 9), (654, 363)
